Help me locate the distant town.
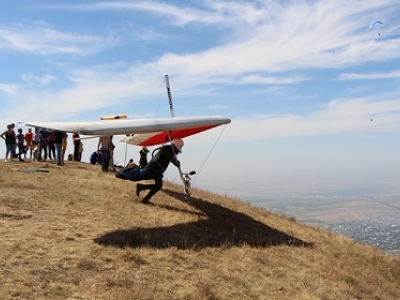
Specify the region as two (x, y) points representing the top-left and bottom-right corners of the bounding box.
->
(237, 182), (400, 258)
(315, 212), (400, 257)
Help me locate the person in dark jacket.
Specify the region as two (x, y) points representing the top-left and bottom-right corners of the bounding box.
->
(53, 130), (66, 166)
(116, 138), (184, 204)
(1, 124), (16, 162)
(90, 151), (102, 165)
(138, 146), (149, 169)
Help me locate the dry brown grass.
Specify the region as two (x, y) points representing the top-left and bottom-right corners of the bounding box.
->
(0, 160), (399, 300)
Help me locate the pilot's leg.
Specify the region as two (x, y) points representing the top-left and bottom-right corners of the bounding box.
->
(139, 175), (163, 203)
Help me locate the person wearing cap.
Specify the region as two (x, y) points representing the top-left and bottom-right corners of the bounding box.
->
(116, 138), (184, 204)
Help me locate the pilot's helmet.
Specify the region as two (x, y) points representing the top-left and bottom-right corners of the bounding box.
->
(172, 138), (184, 153)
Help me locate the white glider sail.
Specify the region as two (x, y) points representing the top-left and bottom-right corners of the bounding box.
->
(24, 116), (231, 147)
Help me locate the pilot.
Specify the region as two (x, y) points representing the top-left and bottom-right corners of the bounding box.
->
(116, 138), (184, 204)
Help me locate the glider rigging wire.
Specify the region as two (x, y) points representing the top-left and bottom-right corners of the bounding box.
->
(123, 142), (128, 167)
(191, 123), (228, 185)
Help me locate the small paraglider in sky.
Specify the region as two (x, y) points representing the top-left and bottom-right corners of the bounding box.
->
(369, 20), (383, 36)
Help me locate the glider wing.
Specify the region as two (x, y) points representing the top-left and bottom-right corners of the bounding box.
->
(24, 116), (231, 145)
(369, 20), (383, 29)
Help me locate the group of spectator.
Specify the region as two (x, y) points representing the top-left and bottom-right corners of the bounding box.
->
(1, 123), (84, 166)
(2, 124), (154, 177)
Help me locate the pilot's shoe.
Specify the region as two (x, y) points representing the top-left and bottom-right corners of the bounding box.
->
(136, 184), (143, 196)
(115, 172), (126, 180)
(141, 196), (152, 204)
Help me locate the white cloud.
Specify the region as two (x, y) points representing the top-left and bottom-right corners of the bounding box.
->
(21, 73), (57, 85)
(0, 83), (19, 95)
(339, 70), (400, 80)
(6, 68), (166, 121)
(42, 1), (236, 27)
(0, 22), (117, 55)
(236, 75), (309, 85)
(127, 1), (400, 83)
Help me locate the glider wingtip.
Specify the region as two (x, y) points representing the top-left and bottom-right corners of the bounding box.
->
(224, 118), (232, 124)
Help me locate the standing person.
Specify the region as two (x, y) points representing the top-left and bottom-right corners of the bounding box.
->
(32, 128), (40, 162)
(72, 133), (80, 161)
(16, 128), (25, 162)
(116, 138), (184, 204)
(9, 123), (17, 158)
(38, 128), (49, 161)
(53, 130), (66, 166)
(109, 136), (116, 172)
(33, 127), (40, 144)
(97, 135), (111, 172)
(1, 124), (16, 162)
(24, 128), (33, 159)
(78, 141), (84, 162)
(139, 146), (149, 169)
(61, 132), (68, 165)
(47, 130), (55, 160)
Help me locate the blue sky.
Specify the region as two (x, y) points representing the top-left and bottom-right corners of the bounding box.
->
(1, 1), (400, 197)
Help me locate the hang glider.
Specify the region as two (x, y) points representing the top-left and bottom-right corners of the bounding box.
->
(23, 115), (231, 147)
(369, 20), (383, 29)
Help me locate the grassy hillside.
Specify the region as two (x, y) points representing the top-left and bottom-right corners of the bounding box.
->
(1, 160), (399, 300)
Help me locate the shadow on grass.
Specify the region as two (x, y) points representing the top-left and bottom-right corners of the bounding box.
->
(94, 189), (312, 250)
